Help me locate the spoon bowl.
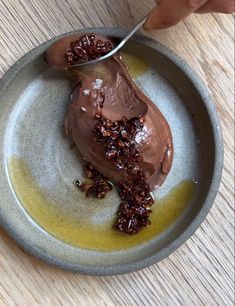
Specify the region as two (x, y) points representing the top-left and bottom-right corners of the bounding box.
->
(70, 17), (148, 67)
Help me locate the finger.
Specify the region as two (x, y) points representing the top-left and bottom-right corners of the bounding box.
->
(144, 0), (208, 30)
(196, 0), (235, 13)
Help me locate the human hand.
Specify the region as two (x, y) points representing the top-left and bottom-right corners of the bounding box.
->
(144, 0), (235, 30)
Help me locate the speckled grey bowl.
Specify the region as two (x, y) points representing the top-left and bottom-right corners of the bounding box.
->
(0, 28), (223, 275)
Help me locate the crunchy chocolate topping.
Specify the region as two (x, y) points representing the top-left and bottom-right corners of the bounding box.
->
(76, 162), (112, 199)
(93, 113), (154, 235)
(65, 34), (113, 64)
(117, 177), (154, 235)
(93, 114), (145, 170)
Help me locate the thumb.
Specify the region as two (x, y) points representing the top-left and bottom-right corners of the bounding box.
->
(144, 0), (208, 30)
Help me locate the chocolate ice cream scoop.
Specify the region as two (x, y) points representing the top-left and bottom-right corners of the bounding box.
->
(46, 33), (173, 191)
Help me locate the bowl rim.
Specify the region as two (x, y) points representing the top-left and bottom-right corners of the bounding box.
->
(0, 28), (224, 275)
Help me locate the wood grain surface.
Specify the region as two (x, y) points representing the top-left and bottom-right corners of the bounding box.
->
(0, 1), (234, 305)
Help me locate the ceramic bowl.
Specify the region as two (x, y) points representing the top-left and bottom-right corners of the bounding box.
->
(0, 28), (223, 275)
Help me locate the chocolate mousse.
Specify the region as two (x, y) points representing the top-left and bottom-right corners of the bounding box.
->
(46, 33), (173, 234)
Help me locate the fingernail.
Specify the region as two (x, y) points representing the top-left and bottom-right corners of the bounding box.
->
(143, 20), (153, 30)
(143, 12), (155, 30)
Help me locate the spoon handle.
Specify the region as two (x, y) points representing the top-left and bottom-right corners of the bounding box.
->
(111, 16), (148, 54)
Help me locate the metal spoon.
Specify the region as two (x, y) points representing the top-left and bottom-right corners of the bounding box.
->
(71, 16), (148, 67)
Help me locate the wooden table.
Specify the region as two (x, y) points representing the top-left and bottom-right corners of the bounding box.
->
(0, 1), (234, 305)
